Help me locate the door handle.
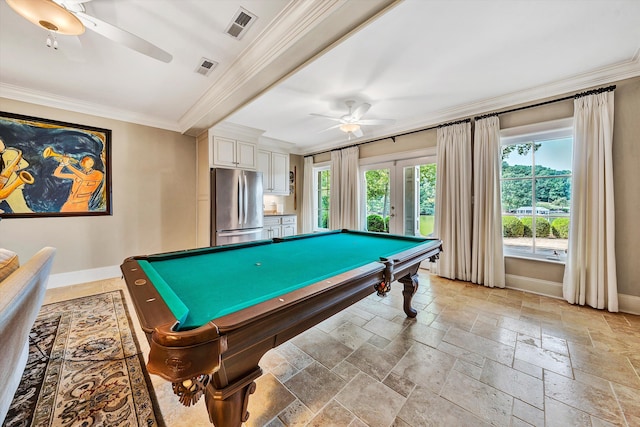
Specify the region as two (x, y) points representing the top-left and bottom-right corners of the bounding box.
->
(238, 176), (243, 225)
(243, 174), (248, 224)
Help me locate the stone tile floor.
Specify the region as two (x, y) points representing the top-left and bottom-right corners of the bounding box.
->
(44, 271), (640, 426)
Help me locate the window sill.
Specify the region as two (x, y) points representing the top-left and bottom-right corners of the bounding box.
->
(504, 252), (566, 265)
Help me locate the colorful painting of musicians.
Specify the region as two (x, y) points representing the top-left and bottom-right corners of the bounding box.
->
(0, 112), (111, 217)
(0, 138), (34, 213)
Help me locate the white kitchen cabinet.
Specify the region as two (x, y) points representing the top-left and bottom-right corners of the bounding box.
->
(211, 136), (257, 170)
(281, 215), (297, 237)
(258, 149), (289, 195)
(262, 215), (297, 238)
(262, 216), (283, 239)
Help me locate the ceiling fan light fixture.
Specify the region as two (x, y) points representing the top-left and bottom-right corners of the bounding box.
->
(339, 123), (360, 133)
(6, 0), (85, 35)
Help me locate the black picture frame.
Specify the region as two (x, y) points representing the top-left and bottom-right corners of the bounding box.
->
(0, 112), (112, 218)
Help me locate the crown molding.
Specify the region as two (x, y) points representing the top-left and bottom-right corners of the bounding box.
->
(258, 135), (296, 152)
(209, 121), (264, 142)
(298, 50), (640, 156)
(0, 82), (182, 132)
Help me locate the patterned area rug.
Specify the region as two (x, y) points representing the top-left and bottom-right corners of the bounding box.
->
(3, 291), (163, 427)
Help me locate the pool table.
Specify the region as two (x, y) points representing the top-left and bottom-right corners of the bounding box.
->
(121, 229), (442, 427)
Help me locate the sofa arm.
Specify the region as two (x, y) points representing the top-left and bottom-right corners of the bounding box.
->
(0, 248), (19, 282)
(0, 247), (56, 424)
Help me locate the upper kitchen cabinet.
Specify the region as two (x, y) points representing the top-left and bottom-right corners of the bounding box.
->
(208, 123), (264, 170)
(258, 149), (289, 195)
(211, 136), (257, 169)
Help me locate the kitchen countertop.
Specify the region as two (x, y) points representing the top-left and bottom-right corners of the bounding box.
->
(264, 213), (296, 217)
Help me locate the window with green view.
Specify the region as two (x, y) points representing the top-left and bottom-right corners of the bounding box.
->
(501, 123), (572, 260)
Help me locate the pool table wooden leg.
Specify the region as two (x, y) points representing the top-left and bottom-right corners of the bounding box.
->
(204, 367), (262, 427)
(399, 270), (419, 318)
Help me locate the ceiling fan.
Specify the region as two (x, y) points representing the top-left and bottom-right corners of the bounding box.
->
(5, 0), (173, 62)
(311, 100), (395, 139)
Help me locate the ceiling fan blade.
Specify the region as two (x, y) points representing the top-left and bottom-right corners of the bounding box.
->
(309, 113), (344, 123)
(318, 124), (342, 133)
(351, 103), (371, 121)
(74, 11), (173, 63)
(57, 34), (86, 62)
(356, 118), (396, 126)
(352, 127), (364, 138)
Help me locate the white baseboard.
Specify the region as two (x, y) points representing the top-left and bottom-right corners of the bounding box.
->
(505, 274), (640, 315)
(505, 274), (564, 299)
(618, 293), (640, 316)
(47, 265), (121, 289)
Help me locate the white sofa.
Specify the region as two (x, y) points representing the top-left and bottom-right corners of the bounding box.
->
(0, 247), (56, 424)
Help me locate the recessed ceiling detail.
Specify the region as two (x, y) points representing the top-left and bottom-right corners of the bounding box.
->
(225, 7), (257, 40)
(195, 57), (218, 76)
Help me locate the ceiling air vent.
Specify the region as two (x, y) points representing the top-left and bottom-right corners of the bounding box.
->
(225, 7), (257, 40)
(195, 57), (218, 76)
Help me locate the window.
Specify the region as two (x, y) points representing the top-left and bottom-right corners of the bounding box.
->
(313, 165), (330, 231)
(500, 119), (572, 260)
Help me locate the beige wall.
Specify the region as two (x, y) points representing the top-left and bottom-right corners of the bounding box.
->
(303, 76), (640, 298)
(610, 77), (640, 296)
(0, 98), (197, 274)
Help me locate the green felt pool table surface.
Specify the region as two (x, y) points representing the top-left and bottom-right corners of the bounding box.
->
(135, 230), (437, 330)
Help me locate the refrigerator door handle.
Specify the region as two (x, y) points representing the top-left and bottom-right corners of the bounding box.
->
(238, 175), (243, 225)
(243, 174), (249, 225)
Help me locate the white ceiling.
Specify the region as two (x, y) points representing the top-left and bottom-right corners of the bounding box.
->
(1, 0), (639, 156)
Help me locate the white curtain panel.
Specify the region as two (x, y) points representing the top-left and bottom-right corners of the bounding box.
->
(301, 156), (315, 233)
(329, 150), (342, 230)
(339, 146), (360, 230)
(471, 117), (505, 288)
(434, 122), (473, 281)
(563, 91), (618, 311)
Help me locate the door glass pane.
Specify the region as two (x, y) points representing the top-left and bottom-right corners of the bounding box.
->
(403, 166), (417, 236)
(364, 168), (390, 233)
(418, 164), (436, 237)
(316, 169), (330, 229)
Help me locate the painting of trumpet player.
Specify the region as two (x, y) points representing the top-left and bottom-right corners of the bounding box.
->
(0, 112), (111, 218)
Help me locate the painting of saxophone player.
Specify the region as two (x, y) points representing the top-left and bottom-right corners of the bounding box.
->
(0, 112), (111, 218)
(52, 153), (104, 212)
(0, 137), (34, 212)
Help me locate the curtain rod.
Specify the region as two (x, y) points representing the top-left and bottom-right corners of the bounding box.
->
(305, 85), (616, 158)
(474, 84), (616, 121)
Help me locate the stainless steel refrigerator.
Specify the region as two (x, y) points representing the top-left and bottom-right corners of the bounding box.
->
(211, 168), (264, 246)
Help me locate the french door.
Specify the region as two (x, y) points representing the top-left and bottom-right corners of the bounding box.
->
(361, 156), (436, 237)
